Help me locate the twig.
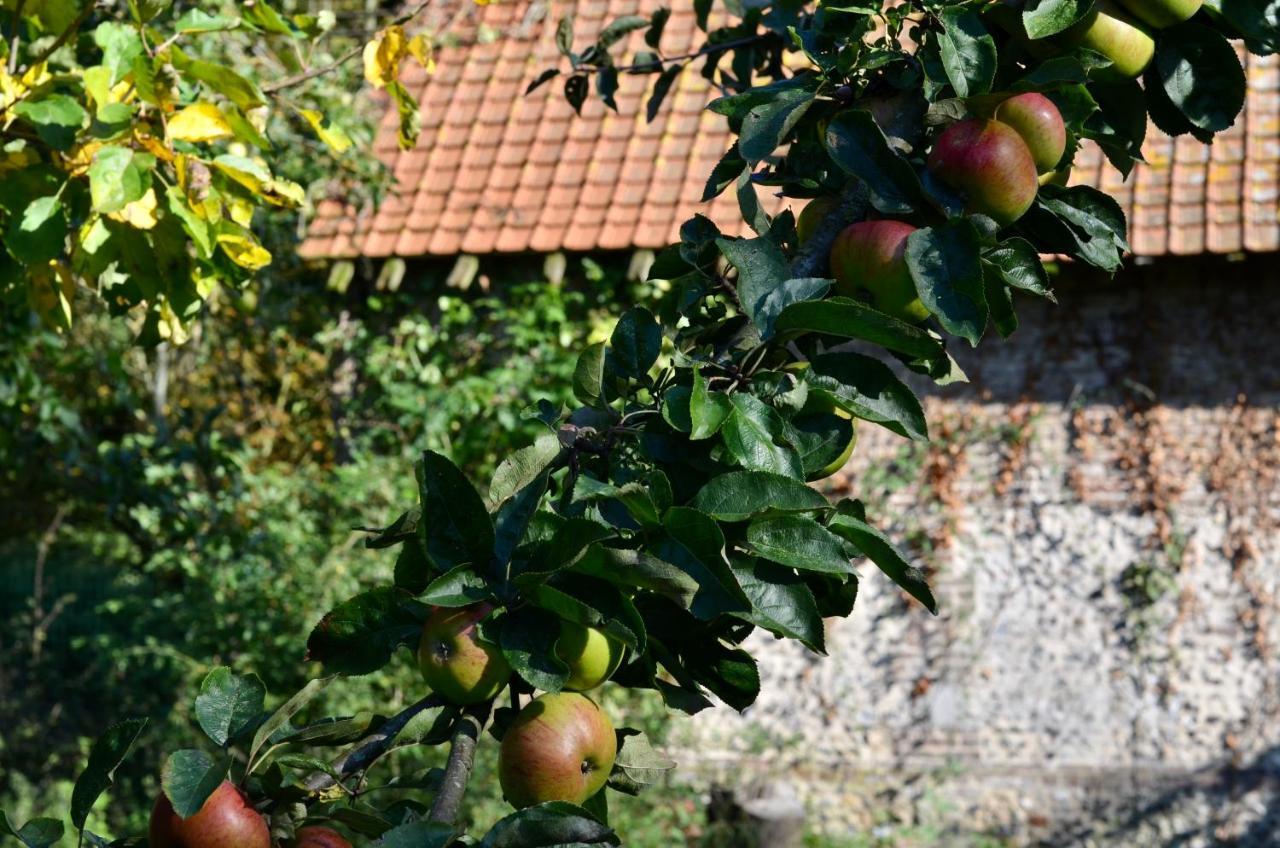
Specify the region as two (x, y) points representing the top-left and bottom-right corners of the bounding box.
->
(304, 693), (444, 792)
(428, 703), (490, 824)
(790, 181), (870, 278)
(263, 0), (435, 94)
(24, 0), (98, 72)
(609, 34), (770, 74)
(8, 0), (27, 74)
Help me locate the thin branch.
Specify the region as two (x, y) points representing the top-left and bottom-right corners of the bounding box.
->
(8, 0), (27, 74)
(304, 693), (444, 792)
(428, 702), (490, 825)
(790, 181), (870, 279)
(263, 0), (435, 94)
(609, 34), (771, 74)
(24, 0), (98, 72)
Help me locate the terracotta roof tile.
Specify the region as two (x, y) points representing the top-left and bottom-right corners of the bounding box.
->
(302, 1), (1280, 259)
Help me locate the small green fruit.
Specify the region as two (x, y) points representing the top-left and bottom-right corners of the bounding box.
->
(1060, 1), (1155, 80)
(555, 621), (625, 691)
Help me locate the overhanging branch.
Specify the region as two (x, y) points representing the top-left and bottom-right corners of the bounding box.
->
(427, 702), (490, 824)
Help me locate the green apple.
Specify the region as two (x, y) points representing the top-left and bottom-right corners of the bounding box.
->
(1039, 167), (1071, 186)
(417, 604), (511, 705)
(829, 220), (929, 322)
(796, 195), (839, 245)
(292, 828), (351, 848)
(791, 391), (857, 481)
(555, 620), (625, 691)
(1116, 0), (1202, 28)
(1060, 1), (1155, 80)
(498, 692), (618, 808)
(995, 93), (1067, 174)
(926, 119), (1040, 225)
(149, 781), (270, 848)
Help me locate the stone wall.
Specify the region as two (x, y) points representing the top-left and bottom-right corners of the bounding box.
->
(679, 255), (1280, 846)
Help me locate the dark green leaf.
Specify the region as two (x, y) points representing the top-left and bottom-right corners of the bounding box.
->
(419, 450), (495, 571)
(773, 297), (945, 360)
(754, 277), (831, 339)
(692, 471), (829, 522)
(747, 515), (854, 574)
(937, 8), (996, 97)
(11, 95), (87, 149)
(305, 588), (424, 675)
(480, 802), (618, 847)
(721, 394), (803, 478)
(905, 220), (987, 347)
(608, 307), (662, 379)
(69, 719), (147, 831)
(160, 750), (228, 818)
(499, 607), (570, 692)
(527, 68), (561, 95)
(824, 110), (927, 215)
(5, 196), (65, 265)
(828, 501), (937, 612)
(573, 343), (608, 407)
(805, 351), (929, 441)
(982, 238), (1054, 300)
(1021, 0), (1095, 39)
(690, 369), (732, 440)
(715, 235), (790, 326)
(1, 814), (63, 848)
(376, 821), (457, 848)
(1154, 23), (1246, 136)
(646, 64), (683, 122)
(195, 668), (266, 747)
(652, 507), (751, 619)
(739, 89), (814, 164)
(598, 15), (648, 48)
(247, 677), (334, 770)
(731, 560), (825, 652)
(420, 565), (493, 607)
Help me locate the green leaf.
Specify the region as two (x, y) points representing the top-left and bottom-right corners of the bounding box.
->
(608, 307), (662, 380)
(165, 187), (215, 259)
(652, 507), (750, 619)
(985, 272), (1018, 338)
(170, 48), (267, 110)
(828, 501), (937, 613)
(174, 9), (242, 33)
(721, 394), (803, 478)
(1203, 0), (1279, 54)
(805, 351), (928, 441)
(493, 468), (551, 574)
(824, 110), (927, 215)
(731, 559), (826, 653)
(1034, 184), (1129, 271)
(491, 432), (562, 505)
(610, 729), (676, 789)
(702, 143), (747, 202)
(419, 450), (495, 571)
(479, 802), (618, 847)
(70, 718), (148, 831)
(715, 235), (789, 327)
(753, 277), (831, 339)
(689, 369), (732, 440)
(5, 196), (65, 265)
(93, 23), (144, 85)
(161, 750), (228, 818)
(692, 470), (829, 522)
(88, 146), (152, 214)
(304, 588), (424, 675)
(905, 220), (987, 347)
(937, 8), (996, 97)
(738, 88), (814, 164)
(598, 15), (649, 48)
(1154, 23), (1246, 137)
(499, 607), (570, 692)
(247, 677), (334, 771)
(747, 515), (855, 574)
(422, 568), (496, 607)
(0, 814), (63, 848)
(773, 297), (945, 360)
(395, 539), (433, 595)
(572, 546), (699, 607)
(573, 343), (608, 407)
(982, 238), (1054, 300)
(11, 95), (86, 149)
(375, 821), (457, 848)
(787, 410), (856, 480)
(194, 668), (266, 747)
(1021, 0), (1095, 39)
(531, 578), (646, 651)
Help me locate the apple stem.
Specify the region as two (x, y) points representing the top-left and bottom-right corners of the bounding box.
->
(790, 181), (870, 279)
(428, 702), (492, 825)
(302, 693), (444, 793)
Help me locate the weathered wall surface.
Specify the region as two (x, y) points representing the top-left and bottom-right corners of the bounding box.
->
(680, 256), (1280, 846)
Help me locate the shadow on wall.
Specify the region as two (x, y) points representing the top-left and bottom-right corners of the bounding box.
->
(1044, 746), (1280, 846)
(931, 254), (1280, 408)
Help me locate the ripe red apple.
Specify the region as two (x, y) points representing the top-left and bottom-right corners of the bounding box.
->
(293, 827), (351, 848)
(149, 781), (269, 848)
(555, 621), (625, 691)
(417, 604), (511, 705)
(1116, 0), (1202, 28)
(1060, 1), (1155, 80)
(829, 220), (928, 323)
(796, 195), (838, 245)
(926, 119), (1039, 225)
(995, 93), (1066, 174)
(498, 692), (617, 808)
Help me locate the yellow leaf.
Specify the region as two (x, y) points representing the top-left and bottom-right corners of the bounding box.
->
(64, 140), (103, 176)
(28, 261), (75, 331)
(363, 25), (406, 89)
(225, 194), (255, 226)
(406, 34), (436, 74)
(136, 132), (176, 163)
(156, 301), (190, 345)
(296, 108), (353, 153)
(107, 187), (159, 229)
(216, 231), (272, 270)
(263, 177), (305, 208)
(168, 103), (234, 143)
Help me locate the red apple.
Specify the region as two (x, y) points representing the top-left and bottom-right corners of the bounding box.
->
(995, 93), (1067, 174)
(1060, 1), (1155, 80)
(829, 220), (928, 323)
(926, 119), (1039, 225)
(498, 692), (617, 808)
(149, 781), (269, 848)
(293, 828), (351, 848)
(417, 604), (511, 706)
(1116, 0), (1202, 28)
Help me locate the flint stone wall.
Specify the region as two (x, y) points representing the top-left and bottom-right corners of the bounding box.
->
(679, 255), (1280, 846)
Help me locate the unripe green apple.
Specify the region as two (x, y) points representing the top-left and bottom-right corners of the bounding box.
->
(555, 621), (625, 691)
(926, 119), (1039, 225)
(417, 604), (511, 706)
(1039, 167), (1071, 186)
(498, 692), (618, 809)
(293, 827), (351, 848)
(995, 93), (1067, 174)
(1060, 1), (1155, 80)
(796, 195), (839, 245)
(794, 398), (858, 481)
(829, 220), (928, 322)
(1116, 0), (1202, 28)
(149, 781), (270, 848)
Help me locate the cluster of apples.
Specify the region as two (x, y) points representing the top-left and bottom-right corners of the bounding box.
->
(417, 604), (624, 809)
(799, 91), (1067, 323)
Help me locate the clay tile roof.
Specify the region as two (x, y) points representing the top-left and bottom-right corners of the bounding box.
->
(300, 1), (1280, 260)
